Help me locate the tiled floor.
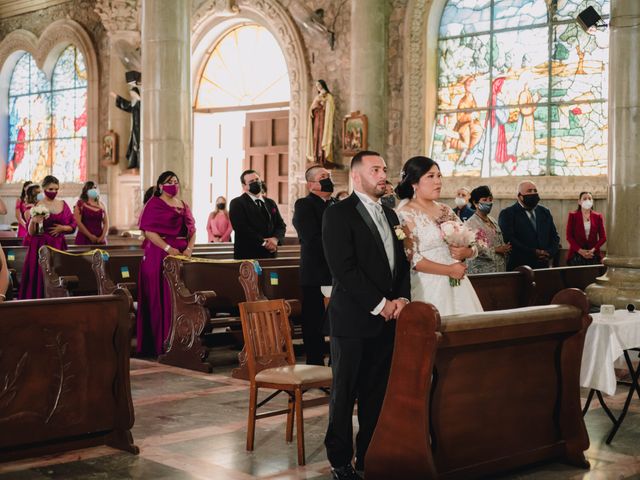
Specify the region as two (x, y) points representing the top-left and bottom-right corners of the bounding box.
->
(1, 357), (639, 479)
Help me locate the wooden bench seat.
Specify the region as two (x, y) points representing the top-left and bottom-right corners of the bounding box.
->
(0, 288), (138, 461)
(366, 288), (591, 480)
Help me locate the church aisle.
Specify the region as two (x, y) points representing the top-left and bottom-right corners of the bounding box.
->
(0, 358), (639, 480)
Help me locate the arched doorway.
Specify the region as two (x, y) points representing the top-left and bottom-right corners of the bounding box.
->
(192, 23), (291, 243)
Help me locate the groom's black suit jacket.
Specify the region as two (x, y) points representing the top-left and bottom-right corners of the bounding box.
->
(322, 192), (411, 338)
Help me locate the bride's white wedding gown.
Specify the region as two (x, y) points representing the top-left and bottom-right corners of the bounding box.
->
(398, 205), (484, 316)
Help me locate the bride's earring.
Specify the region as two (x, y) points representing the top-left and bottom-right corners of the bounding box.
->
(413, 187), (417, 199)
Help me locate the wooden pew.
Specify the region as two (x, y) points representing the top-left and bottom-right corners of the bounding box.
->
(38, 246), (105, 298)
(3, 246), (28, 298)
(366, 288), (591, 480)
(529, 264), (605, 306)
(0, 289), (138, 461)
(468, 266), (535, 311)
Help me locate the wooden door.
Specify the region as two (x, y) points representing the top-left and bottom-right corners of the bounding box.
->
(244, 110), (289, 220)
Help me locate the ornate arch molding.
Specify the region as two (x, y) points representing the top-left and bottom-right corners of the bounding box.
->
(191, 0), (310, 216)
(0, 19), (100, 187)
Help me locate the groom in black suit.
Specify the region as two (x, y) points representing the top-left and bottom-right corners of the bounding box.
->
(322, 151), (411, 480)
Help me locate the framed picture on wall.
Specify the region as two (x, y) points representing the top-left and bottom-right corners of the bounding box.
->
(101, 130), (118, 166)
(342, 111), (368, 156)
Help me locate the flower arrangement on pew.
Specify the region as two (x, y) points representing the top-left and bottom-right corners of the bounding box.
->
(30, 205), (50, 235)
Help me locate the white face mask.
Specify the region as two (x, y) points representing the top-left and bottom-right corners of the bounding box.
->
(454, 197), (467, 208)
(581, 200), (593, 210)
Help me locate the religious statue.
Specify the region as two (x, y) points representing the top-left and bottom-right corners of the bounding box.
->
(110, 71), (140, 170)
(306, 79), (335, 167)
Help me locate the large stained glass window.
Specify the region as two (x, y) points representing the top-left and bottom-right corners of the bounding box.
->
(195, 24), (290, 109)
(433, 0), (609, 177)
(6, 45), (87, 183)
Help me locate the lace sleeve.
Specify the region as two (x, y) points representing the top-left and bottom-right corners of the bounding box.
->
(399, 210), (424, 269)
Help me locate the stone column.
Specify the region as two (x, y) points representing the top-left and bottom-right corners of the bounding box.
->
(586, 0), (640, 308)
(350, 0), (389, 160)
(95, 0), (142, 229)
(141, 0), (192, 204)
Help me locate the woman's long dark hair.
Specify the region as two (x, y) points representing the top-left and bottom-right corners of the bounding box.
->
(19, 181), (32, 202)
(80, 181), (97, 202)
(154, 171), (180, 196)
(396, 156), (440, 200)
(576, 191), (592, 212)
(317, 79), (330, 94)
(42, 175), (59, 188)
(25, 184), (40, 204)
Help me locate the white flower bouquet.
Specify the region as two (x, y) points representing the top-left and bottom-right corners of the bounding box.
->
(30, 205), (50, 235)
(440, 220), (480, 287)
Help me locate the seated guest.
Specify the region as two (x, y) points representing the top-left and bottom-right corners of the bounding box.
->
(19, 175), (76, 299)
(0, 246), (8, 302)
(20, 183), (41, 246)
(229, 170), (286, 259)
(335, 190), (349, 202)
(207, 196), (232, 242)
(566, 191), (606, 265)
(499, 180), (560, 271)
(15, 180), (32, 238)
(74, 181), (108, 245)
(137, 171), (196, 356)
(453, 186), (474, 221)
(465, 186), (511, 274)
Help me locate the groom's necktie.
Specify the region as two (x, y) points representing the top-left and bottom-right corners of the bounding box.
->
(372, 203), (395, 272)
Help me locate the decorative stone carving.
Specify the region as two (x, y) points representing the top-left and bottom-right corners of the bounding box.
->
(192, 0), (309, 220)
(94, 0), (141, 36)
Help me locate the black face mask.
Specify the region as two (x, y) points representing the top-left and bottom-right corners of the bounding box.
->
(216, 203), (226, 210)
(319, 177), (334, 193)
(521, 193), (540, 210)
(381, 195), (396, 209)
(248, 181), (262, 195)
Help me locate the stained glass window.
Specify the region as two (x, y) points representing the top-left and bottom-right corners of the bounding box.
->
(433, 0), (609, 177)
(195, 24), (290, 109)
(6, 45), (88, 183)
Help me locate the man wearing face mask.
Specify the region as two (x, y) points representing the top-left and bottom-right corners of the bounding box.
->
(453, 187), (475, 221)
(292, 165), (336, 365)
(229, 170), (286, 259)
(499, 180), (560, 270)
(380, 181), (398, 210)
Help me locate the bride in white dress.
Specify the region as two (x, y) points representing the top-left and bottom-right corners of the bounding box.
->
(395, 156), (483, 316)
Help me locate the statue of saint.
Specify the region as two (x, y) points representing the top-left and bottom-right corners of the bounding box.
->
(110, 71), (141, 170)
(306, 79), (335, 167)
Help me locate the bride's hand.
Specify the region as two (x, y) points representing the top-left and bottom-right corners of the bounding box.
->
(449, 245), (472, 261)
(449, 262), (467, 279)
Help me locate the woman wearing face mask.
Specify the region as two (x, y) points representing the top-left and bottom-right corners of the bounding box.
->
(137, 171), (196, 356)
(453, 187), (475, 221)
(207, 196), (232, 242)
(566, 191), (606, 266)
(74, 181), (109, 245)
(465, 186), (511, 274)
(19, 175), (76, 299)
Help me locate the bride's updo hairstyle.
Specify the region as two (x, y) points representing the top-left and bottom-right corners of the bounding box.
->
(396, 156), (440, 200)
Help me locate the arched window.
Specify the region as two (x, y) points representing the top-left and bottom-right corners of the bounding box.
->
(195, 24), (290, 109)
(432, 0), (609, 177)
(6, 45), (87, 183)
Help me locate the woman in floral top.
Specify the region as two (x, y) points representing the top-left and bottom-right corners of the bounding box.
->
(465, 185), (511, 274)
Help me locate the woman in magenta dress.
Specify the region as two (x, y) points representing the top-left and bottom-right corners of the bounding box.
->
(21, 184), (42, 247)
(74, 181), (108, 245)
(206, 196), (232, 242)
(15, 181), (32, 238)
(137, 171), (196, 356)
(19, 175), (76, 299)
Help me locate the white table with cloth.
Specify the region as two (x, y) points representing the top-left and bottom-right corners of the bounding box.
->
(580, 309), (640, 443)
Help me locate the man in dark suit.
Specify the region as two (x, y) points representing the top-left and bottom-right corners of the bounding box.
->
(292, 165), (335, 365)
(229, 170), (286, 259)
(322, 151), (411, 480)
(499, 180), (560, 270)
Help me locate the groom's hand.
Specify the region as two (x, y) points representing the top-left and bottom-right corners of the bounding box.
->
(380, 299), (396, 321)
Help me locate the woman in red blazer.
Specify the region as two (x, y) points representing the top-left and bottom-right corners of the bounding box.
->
(566, 191), (606, 265)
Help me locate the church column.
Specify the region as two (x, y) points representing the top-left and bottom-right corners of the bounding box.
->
(350, 0), (389, 160)
(141, 0), (192, 204)
(95, 0), (143, 229)
(586, 0), (640, 308)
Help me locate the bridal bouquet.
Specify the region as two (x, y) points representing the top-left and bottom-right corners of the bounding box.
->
(440, 220), (481, 287)
(30, 205), (50, 235)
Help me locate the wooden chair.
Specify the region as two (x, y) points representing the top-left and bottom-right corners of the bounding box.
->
(238, 299), (332, 466)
